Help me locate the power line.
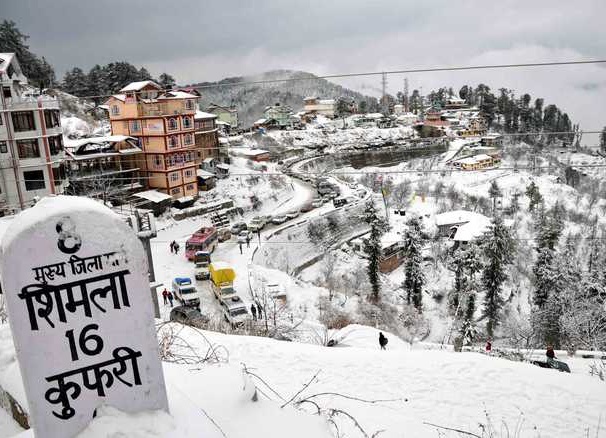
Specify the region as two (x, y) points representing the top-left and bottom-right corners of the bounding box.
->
(54, 59), (606, 101)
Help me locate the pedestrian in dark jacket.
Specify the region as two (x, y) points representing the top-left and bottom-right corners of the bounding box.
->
(169, 241), (175, 254)
(246, 235), (251, 248)
(485, 340), (492, 355)
(256, 302), (263, 319)
(239, 243), (243, 254)
(167, 291), (174, 307)
(174, 242), (180, 255)
(162, 289), (169, 305)
(546, 345), (556, 363)
(250, 304), (257, 320)
(379, 332), (388, 350)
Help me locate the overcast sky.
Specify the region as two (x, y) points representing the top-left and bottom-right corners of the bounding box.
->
(4, 0), (606, 138)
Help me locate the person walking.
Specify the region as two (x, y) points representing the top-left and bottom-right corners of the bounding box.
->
(250, 304), (257, 320)
(546, 345), (556, 365)
(167, 291), (174, 307)
(379, 332), (388, 350)
(256, 229), (261, 245)
(169, 241), (175, 254)
(174, 242), (180, 255)
(485, 339), (492, 355)
(256, 302), (263, 320)
(246, 234), (251, 248)
(162, 288), (169, 306)
(239, 243), (243, 254)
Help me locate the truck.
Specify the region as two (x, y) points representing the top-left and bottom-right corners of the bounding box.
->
(194, 251), (211, 280)
(209, 262), (237, 303)
(171, 277), (200, 308)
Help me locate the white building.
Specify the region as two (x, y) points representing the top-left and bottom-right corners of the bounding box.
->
(0, 53), (65, 214)
(303, 97), (336, 118)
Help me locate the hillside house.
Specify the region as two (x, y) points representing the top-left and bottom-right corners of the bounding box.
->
(205, 103), (238, 129)
(233, 148), (270, 162)
(194, 110), (220, 163)
(444, 96), (468, 109)
(451, 153), (499, 170)
(262, 103), (294, 129)
(303, 97), (336, 118)
(435, 210), (491, 243)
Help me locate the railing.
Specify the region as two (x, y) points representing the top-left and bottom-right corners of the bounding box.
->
(68, 167), (139, 181)
(2, 95), (59, 111)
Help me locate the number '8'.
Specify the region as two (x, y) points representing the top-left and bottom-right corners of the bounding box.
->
(56, 217), (82, 254)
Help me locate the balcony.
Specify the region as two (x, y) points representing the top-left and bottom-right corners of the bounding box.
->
(2, 95), (59, 111)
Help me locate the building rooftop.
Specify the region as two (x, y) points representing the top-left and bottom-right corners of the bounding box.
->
(120, 80), (161, 92)
(0, 53), (15, 73)
(195, 110), (218, 120)
(158, 90), (198, 100)
(435, 210), (489, 227)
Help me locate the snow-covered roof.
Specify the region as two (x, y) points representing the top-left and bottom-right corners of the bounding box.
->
(453, 216), (492, 241)
(159, 91), (198, 100)
(119, 80), (161, 92)
(216, 120), (231, 126)
(109, 94), (127, 102)
(194, 110), (217, 120)
(318, 99), (335, 105)
(216, 163), (229, 170)
(197, 169), (215, 178)
(0, 53), (15, 73)
(67, 135), (134, 148)
(435, 210), (489, 227)
(454, 154), (494, 165)
(239, 149), (270, 156)
(132, 190), (173, 203)
(254, 118), (267, 125)
(203, 157), (216, 163)
(303, 96), (318, 101)
(218, 137), (229, 144)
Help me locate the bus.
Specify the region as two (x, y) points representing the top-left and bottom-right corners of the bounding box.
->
(185, 226), (218, 261)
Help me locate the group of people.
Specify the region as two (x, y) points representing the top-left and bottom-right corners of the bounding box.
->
(250, 302), (263, 320)
(161, 288), (175, 307)
(169, 240), (180, 254)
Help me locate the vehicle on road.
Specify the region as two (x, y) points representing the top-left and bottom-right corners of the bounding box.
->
(300, 203), (313, 213)
(230, 222), (247, 235)
(237, 230), (253, 244)
(221, 295), (250, 327)
(194, 251), (211, 280)
(169, 306), (209, 328)
(311, 198), (324, 208)
(285, 209), (300, 219)
(172, 277), (200, 308)
(185, 226), (218, 261)
(317, 180), (334, 195)
(248, 216), (267, 232)
(217, 227), (231, 242)
(271, 214), (288, 224)
(326, 191), (339, 200)
(333, 197), (348, 208)
(209, 262), (237, 302)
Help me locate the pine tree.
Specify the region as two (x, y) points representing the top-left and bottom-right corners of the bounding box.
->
(460, 292), (477, 346)
(525, 182), (543, 212)
(362, 201), (387, 303)
(62, 67), (89, 96)
(402, 217), (427, 311)
(481, 216), (515, 337)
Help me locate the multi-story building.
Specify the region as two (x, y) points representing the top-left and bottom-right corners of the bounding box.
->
(205, 103), (238, 130)
(193, 111), (219, 163)
(303, 97), (336, 118)
(0, 53), (65, 214)
(107, 81), (199, 199)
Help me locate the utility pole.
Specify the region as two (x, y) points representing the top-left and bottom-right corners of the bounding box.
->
(381, 72), (388, 115)
(403, 78), (409, 112)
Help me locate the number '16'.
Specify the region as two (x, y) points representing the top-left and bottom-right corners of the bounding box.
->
(65, 324), (104, 361)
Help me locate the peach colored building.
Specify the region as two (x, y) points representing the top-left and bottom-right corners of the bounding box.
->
(106, 81), (199, 199)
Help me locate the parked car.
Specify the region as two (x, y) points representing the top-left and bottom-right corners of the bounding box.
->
(221, 296), (250, 327)
(217, 228), (231, 242)
(264, 283), (287, 301)
(300, 203), (314, 213)
(169, 306), (209, 328)
(311, 198), (324, 208)
(285, 209), (300, 219)
(230, 222), (247, 234)
(333, 197), (348, 208)
(248, 216), (267, 232)
(326, 191), (339, 200)
(237, 230), (253, 244)
(271, 214), (288, 224)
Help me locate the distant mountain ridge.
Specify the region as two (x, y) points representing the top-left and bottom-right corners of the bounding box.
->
(188, 70), (378, 127)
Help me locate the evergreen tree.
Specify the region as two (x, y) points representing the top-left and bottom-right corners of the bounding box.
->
(0, 20), (56, 90)
(525, 182), (543, 212)
(402, 217), (427, 311)
(450, 243), (482, 312)
(481, 216), (515, 337)
(460, 292), (477, 346)
(158, 73), (176, 90)
(488, 181), (502, 213)
(62, 67), (89, 96)
(362, 201), (387, 303)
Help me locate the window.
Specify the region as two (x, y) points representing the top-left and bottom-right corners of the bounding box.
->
(44, 110), (61, 128)
(183, 117), (192, 128)
(168, 135), (179, 148)
(185, 100), (194, 110)
(111, 105), (120, 116)
(48, 136), (63, 156)
(12, 111), (36, 132)
(170, 172), (179, 182)
(0, 141), (7, 153)
(130, 120), (141, 132)
(171, 187), (181, 195)
(153, 155), (162, 168)
(185, 152), (193, 162)
(24, 170), (45, 191)
(17, 139), (40, 159)
(52, 165), (65, 186)
(184, 169), (194, 178)
(186, 183), (195, 191)
(183, 133), (193, 145)
(168, 118), (178, 130)
(2, 87), (11, 99)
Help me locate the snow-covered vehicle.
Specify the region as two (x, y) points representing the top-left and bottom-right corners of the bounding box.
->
(217, 227), (231, 242)
(300, 203), (314, 213)
(209, 262), (237, 302)
(221, 296), (250, 327)
(271, 214), (288, 224)
(194, 251), (211, 280)
(317, 181), (334, 195)
(248, 216), (266, 232)
(285, 209), (300, 219)
(230, 222), (247, 234)
(171, 277), (200, 308)
(311, 198), (324, 208)
(237, 230), (253, 244)
(532, 359), (571, 373)
(185, 227), (218, 260)
(169, 306), (209, 328)
(333, 197), (347, 208)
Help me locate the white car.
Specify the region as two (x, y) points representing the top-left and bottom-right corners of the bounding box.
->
(271, 215), (288, 224)
(222, 296), (251, 327)
(285, 209), (300, 219)
(237, 230), (253, 244)
(311, 198), (324, 208)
